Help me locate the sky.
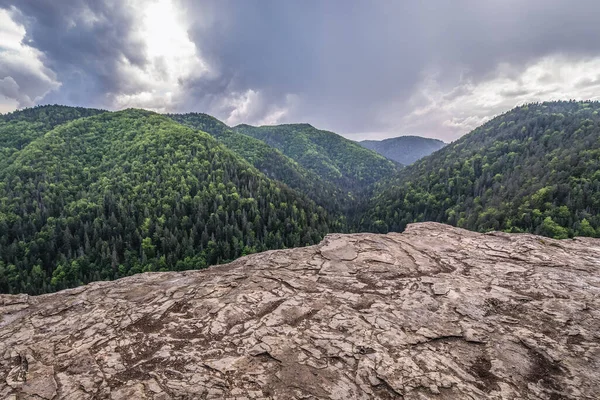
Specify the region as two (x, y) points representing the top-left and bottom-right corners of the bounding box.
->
(1, 1), (600, 141)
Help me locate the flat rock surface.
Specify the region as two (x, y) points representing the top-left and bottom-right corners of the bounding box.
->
(1, 222), (600, 399)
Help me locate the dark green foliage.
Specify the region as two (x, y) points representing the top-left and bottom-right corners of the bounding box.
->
(0, 110), (330, 294)
(169, 114), (350, 226)
(359, 136), (446, 165)
(234, 123), (400, 193)
(362, 101), (600, 239)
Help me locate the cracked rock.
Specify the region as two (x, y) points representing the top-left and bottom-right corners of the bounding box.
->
(1, 222), (599, 399)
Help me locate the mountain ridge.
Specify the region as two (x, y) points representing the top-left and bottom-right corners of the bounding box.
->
(359, 135), (446, 165)
(233, 122), (400, 192)
(3, 100), (600, 296)
(168, 113), (351, 225)
(362, 101), (600, 238)
(0, 109), (331, 294)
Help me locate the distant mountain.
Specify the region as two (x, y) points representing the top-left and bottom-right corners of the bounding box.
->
(362, 101), (600, 239)
(359, 135), (446, 165)
(234, 123), (400, 193)
(0, 109), (331, 294)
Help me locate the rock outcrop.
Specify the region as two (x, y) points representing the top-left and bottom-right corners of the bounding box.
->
(1, 223), (599, 399)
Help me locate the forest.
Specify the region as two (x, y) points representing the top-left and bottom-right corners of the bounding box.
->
(362, 101), (600, 239)
(234, 123), (400, 192)
(169, 113), (353, 228)
(2, 100), (600, 294)
(0, 109), (330, 294)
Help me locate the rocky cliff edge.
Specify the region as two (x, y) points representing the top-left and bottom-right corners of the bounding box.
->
(1, 222), (600, 399)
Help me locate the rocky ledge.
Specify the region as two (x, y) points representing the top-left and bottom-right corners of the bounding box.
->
(1, 223), (600, 399)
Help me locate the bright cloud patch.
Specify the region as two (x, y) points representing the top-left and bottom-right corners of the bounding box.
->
(109, 0), (297, 126)
(110, 0), (209, 112)
(218, 90), (297, 127)
(395, 56), (600, 141)
(0, 8), (60, 112)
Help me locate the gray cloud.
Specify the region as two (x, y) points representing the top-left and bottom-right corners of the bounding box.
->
(0, 7), (60, 111)
(175, 0), (600, 137)
(1, 0), (147, 108)
(2, 0), (600, 140)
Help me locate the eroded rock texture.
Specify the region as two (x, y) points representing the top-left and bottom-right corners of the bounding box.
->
(1, 223), (600, 399)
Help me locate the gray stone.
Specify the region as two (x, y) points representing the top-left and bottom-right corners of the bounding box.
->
(1, 222), (599, 399)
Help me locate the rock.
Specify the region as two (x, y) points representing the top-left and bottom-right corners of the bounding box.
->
(432, 283), (450, 295)
(319, 236), (358, 261)
(1, 222), (599, 399)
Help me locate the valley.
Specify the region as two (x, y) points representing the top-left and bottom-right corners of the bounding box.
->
(2, 101), (600, 295)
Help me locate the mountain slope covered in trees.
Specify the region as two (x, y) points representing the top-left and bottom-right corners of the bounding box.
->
(234, 123), (400, 193)
(0, 110), (331, 294)
(3, 101), (600, 295)
(169, 113), (350, 225)
(359, 135), (446, 165)
(0, 105), (105, 170)
(362, 101), (600, 239)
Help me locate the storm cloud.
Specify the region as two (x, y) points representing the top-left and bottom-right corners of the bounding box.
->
(2, 0), (600, 140)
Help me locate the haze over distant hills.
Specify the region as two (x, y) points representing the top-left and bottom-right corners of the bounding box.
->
(359, 135), (447, 165)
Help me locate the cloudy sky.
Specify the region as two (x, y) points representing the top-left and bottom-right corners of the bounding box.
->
(1, 0), (600, 141)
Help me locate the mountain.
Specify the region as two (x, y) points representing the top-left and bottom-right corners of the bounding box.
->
(359, 135), (446, 165)
(362, 101), (600, 238)
(0, 105), (105, 170)
(169, 113), (350, 226)
(3, 222), (599, 399)
(233, 123), (400, 193)
(0, 109), (331, 295)
(5, 100), (600, 296)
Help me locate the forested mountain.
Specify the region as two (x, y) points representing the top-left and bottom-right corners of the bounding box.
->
(0, 109), (331, 294)
(362, 101), (600, 239)
(169, 113), (350, 225)
(3, 101), (600, 295)
(359, 135), (446, 165)
(0, 105), (105, 170)
(234, 123), (400, 193)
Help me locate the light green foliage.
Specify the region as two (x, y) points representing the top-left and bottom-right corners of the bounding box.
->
(3, 101), (599, 295)
(233, 123), (399, 193)
(0, 105), (105, 171)
(168, 113), (350, 228)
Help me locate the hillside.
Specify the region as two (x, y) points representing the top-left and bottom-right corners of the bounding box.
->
(234, 123), (400, 193)
(169, 113), (350, 225)
(359, 135), (446, 165)
(2, 223), (599, 399)
(362, 101), (600, 238)
(0, 105), (106, 170)
(0, 110), (331, 295)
